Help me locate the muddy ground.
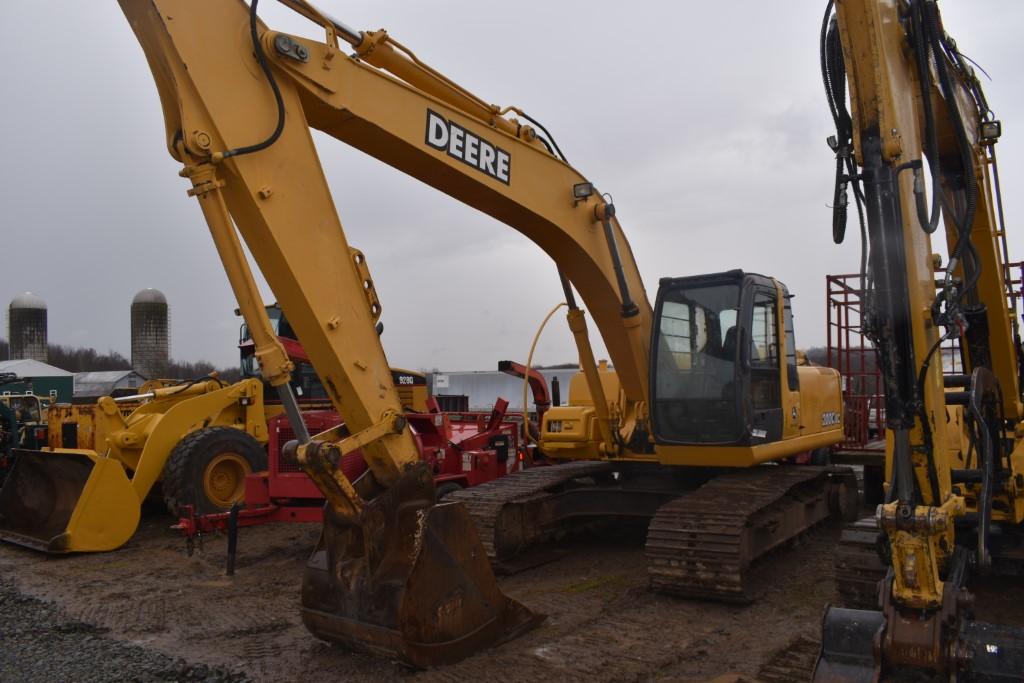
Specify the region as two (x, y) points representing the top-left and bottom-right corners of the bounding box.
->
(1, 511), (1022, 683)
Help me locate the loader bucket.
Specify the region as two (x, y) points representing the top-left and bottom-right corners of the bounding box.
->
(0, 449), (141, 553)
(301, 463), (543, 667)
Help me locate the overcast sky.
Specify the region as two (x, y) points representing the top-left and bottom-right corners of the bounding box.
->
(2, 1), (1022, 373)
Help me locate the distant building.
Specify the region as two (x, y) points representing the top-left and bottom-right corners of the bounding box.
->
(0, 359), (74, 402)
(73, 370), (148, 400)
(428, 366), (578, 412)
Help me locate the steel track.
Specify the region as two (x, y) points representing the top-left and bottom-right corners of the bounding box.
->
(646, 467), (855, 602)
(447, 461), (615, 559)
(833, 516), (886, 609)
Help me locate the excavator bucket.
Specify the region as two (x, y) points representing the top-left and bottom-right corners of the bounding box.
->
(0, 449), (140, 553)
(812, 606), (884, 682)
(302, 463), (543, 667)
(814, 605), (1024, 681)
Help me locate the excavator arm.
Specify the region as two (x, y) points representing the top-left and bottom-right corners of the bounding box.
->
(117, 0), (657, 666)
(120, 0), (653, 462)
(814, 1), (1024, 679)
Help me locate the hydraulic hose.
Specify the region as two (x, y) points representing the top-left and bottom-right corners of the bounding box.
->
(909, 0), (942, 234)
(219, 0), (286, 161)
(821, 5), (868, 285)
(517, 111), (568, 163)
(922, 0), (979, 296)
(520, 302), (567, 452)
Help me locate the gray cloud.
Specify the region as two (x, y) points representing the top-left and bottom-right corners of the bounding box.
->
(2, 1), (1021, 376)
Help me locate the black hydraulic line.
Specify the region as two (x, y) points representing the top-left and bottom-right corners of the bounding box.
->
(923, 1), (979, 295)
(518, 111), (568, 163)
(909, 330), (945, 504)
(831, 156), (849, 244)
(915, 330), (951, 400)
(599, 208), (639, 318)
(821, 6), (868, 286)
(967, 368), (1000, 572)
(221, 0), (287, 160)
(820, 2), (840, 127)
(908, 0), (942, 234)
(558, 270), (579, 310)
(534, 135), (554, 156)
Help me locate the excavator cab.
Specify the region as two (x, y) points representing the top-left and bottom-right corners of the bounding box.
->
(651, 270), (788, 447)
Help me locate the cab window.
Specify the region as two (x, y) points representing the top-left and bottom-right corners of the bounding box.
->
(751, 293), (778, 367)
(783, 297), (799, 391)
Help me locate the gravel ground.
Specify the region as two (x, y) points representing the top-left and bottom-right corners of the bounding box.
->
(0, 514), (837, 683)
(0, 575), (248, 682)
(1, 509), (1021, 682)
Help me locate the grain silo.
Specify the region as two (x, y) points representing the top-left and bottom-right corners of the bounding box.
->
(7, 292), (48, 362)
(131, 288), (169, 379)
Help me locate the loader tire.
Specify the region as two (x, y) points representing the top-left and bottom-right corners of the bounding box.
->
(162, 426), (267, 516)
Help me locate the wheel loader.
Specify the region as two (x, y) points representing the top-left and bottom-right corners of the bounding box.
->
(0, 295), (431, 554)
(0, 376), (269, 552)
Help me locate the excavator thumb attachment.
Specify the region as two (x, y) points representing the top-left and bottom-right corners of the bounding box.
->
(301, 463), (543, 667)
(0, 449), (140, 553)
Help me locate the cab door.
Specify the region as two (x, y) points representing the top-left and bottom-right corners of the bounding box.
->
(779, 285), (802, 440)
(747, 287), (783, 442)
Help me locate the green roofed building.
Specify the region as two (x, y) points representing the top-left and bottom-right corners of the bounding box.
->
(0, 359), (74, 403)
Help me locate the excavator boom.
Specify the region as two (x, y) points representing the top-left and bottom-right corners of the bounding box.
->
(814, 1), (1024, 679)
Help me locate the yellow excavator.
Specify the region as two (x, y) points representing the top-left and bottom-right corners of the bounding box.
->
(813, 1), (1024, 680)
(2, 0), (854, 668)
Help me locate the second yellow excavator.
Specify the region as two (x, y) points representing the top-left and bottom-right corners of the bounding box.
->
(813, 0), (1024, 679)
(1, 0), (856, 667)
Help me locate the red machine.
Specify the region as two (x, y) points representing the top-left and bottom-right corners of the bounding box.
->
(825, 264), (1024, 502)
(175, 396), (529, 539)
